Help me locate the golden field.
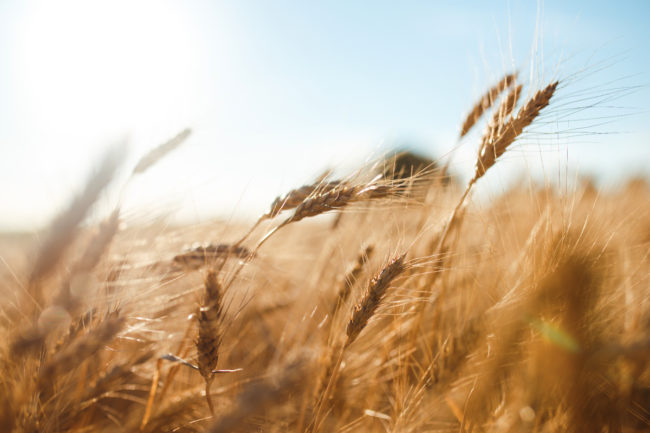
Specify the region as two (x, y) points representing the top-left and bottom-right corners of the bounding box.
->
(1, 75), (648, 432)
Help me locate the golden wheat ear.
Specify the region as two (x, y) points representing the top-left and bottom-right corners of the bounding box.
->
(231, 179), (342, 249)
(479, 83), (523, 153)
(285, 181), (393, 225)
(460, 72), (517, 138)
(345, 253), (407, 347)
(266, 180), (342, 220)
(473, 81), (559, 181)
(196, 270), (224, 415)
(197, 271), (223, 381)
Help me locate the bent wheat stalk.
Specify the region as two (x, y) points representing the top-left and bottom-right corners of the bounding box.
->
(312, 255), (408, 432)
(408, 81), (559, 345)
(230, 180), (342, 251)
(258, 179), (393, 247)
(438, 81), (559, 257)
(224, 177), (396, 290)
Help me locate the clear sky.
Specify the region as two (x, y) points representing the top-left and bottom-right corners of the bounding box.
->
(1, 0), (649, 231)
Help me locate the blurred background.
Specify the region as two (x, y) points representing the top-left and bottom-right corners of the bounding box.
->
(0, 0), (648, 231)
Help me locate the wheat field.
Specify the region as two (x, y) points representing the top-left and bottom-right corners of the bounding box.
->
(1, 73), (648, 432)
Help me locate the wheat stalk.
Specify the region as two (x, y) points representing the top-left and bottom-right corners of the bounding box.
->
(312, 254), (408, 432)
(435, 81), (559, 257)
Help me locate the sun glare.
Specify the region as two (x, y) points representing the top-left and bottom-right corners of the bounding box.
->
(14, 0), (196, 145)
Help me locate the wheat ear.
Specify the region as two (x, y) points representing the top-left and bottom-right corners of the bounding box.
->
(437, 81), (559, 255)
(230, 180), (342, 251)
(132, 128), (191, 175)
(226, 179), (394, 290)
(312, 255), (407, 432)
(266, 181), (342, 219)
(345, 254), (407, 346)
(284, 182), (391, 226)
(479, 83), (523, 153)
(474, 81), (558, 181)
(196, 271), (223, 415)
(460, 72), (517, 137)
(406, 82), (558, 347)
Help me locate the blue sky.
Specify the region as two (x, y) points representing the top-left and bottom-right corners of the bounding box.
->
(1, 0), (649, 230)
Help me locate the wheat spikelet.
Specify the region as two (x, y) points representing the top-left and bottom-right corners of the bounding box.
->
(345, 254), (406, 347)
(474, 81), (558, 180)
(132, 128), (191, 175)
(313, 256), (407, 431)
(460, 72), (517, 137)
